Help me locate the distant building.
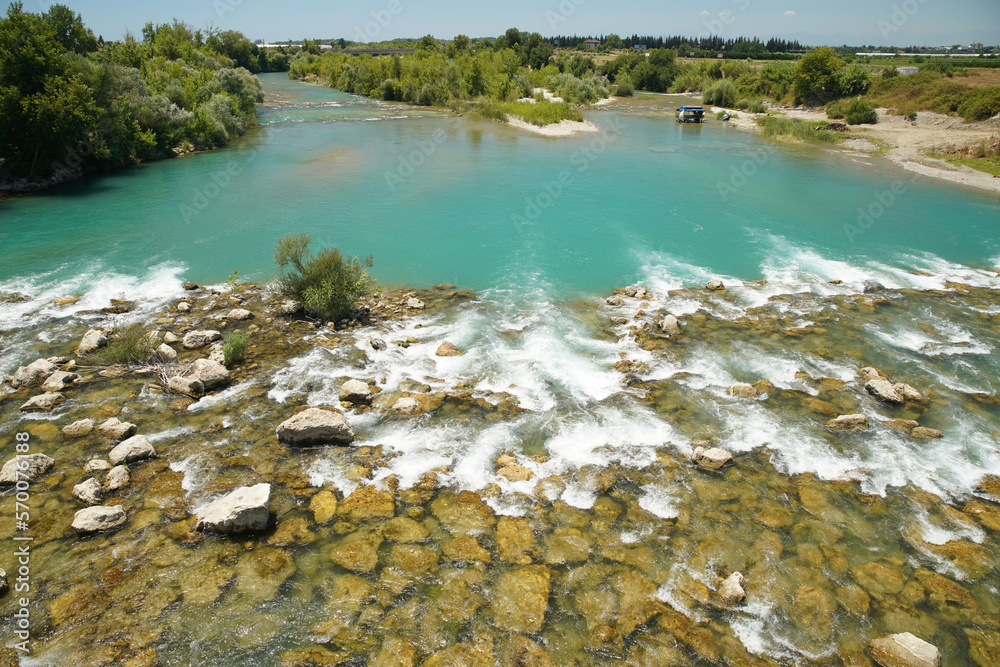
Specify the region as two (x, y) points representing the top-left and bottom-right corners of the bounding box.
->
(970, 42), (983, 49)
(584, 39), (601, 49)
(896, 66), (919, 75)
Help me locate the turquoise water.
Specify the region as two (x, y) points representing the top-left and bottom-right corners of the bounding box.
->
(1, 73), (997, 297)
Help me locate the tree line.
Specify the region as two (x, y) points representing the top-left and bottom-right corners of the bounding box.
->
(0, 3), (278, 187)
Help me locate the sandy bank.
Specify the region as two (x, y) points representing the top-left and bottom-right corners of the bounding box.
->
(506, 115), (601, 137)
(715, 105), (1000, 195)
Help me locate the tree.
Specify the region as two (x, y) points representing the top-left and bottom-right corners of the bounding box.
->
(453, 34), (469, 51)
(605, 33), (623, 50)
(792, 46), (845, 103)
(836, 63), (872, 96)
(504, 27), (522, 48)
(42, 4), (96, 54)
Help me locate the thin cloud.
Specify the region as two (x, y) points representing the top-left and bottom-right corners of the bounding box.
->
(699, 10), (710, 15)
(784, 10), (797, 16)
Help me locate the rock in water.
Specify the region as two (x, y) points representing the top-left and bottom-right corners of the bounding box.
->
(436, 341), (464, 357)
(911, 426), (943, 439)
(276, 408), (355, 446)
(729, 383), (758, 398)
(407, 298), (425, 309)
(0, 454), (55, 484)
(108, 435), (156, 465)
(870, 632), (941, 667)
(182, 330), (222, 349)
(826, 414), (870, 431)
(41, 370), (79, 392)
(95, 418), (137, 440)
(717, 572), (746, 605)
(392, 397), (420, 414)
(339, 379), (372, 404)
(692, 446), (733, 470)
(75, 329), (109, 356)
(168, 376), (204, 397)
(62, 419), (95, 438)
(866, 379), (904, 404)
(859, 366), (885, 383)
(706, 280), (725, 291)
(659, 314), (681, 335)
(9, 359), (58, 388)
(72, 478), (102, 505)
(893, 383), (925, 402)
(104, 465), (130, 492)
(195, 483), (271, 533)
(20, 392), (65, 412)
(190, 358), (230, 389)
(227, 308), (253, 321)
(72, 505), (127, 534)
(154, 343), (177, 363)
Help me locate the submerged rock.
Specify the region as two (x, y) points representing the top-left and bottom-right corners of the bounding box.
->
(826, 414), (870, 430)
(329, 532), (384, 572)
(717, 572), (746, 606)
(866, 378), (904, 404)
(62, 419), (95, 438)
(108, 434), (156, 465)
(337, 484), (394, 523)
(492, 566), (551, 633)
(0, 454), (55, 484)
(20, 392), (65, 412)
(275, 407), (355, 446)
(692, 446), (733, 470)
(9, 359), (58, 388)
(870, 632), (941, 667)
(76, 329), (109, 356)
(72, 478), (102, 505)
(436, 341), (463, 357)
(910, 426), (943, 439)
(309, 489), (339, 524)
(72, 505), (127, 534)
(195, 483), (271, 533)
(339, 379), (372, 404)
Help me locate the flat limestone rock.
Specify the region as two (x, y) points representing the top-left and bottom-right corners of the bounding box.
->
(692, 446), (732, 470)
(870, 632), (941, 667)
(182, 329), (222, 349)
(41, 370), (79, 392)
(196, 483), (271, 534)
(276, 408), (355, 446)
(0, 454), (55, 485)
(190, 358), (231, 390)
(406, 298), (425, 309)
(95, 418), (137, 441)
(62, 419), (95, 438)
(108, 434), (156, 466)
(20, 392), (65, 412)
(826, 414), (870, 431)
(72, 505), (127, 534)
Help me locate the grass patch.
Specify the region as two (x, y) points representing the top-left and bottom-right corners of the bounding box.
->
(868, 70), (1000, 122)
(758, 117), (843, 144)
(940, 155), (1000, 176)
(222, 331), (250, 366)
(98, 323), (155, 366)
(475, 100), (584, 127)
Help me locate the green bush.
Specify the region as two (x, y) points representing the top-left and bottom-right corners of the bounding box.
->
(273, 233), (379, 321)
(889, 107), (917, 121)
(222, 331), (249, 366)
(826, 100), (847, 119)
(844, 99), (877, 125)
(476, 100), (583, 126)
(836, 64), (873, 96)
(735, 98), (751, 110)
(747, 100), (767, 114)
(614, 80), (633, 97)
(703, 79), (738, 108)
(98, 323), (155, 366)
(957, 87), (1000, 122)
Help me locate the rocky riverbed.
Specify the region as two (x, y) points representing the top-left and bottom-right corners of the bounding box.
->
(0, 277), (998, 666)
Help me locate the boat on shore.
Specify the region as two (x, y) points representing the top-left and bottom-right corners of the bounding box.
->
(677, 105), (705, 123)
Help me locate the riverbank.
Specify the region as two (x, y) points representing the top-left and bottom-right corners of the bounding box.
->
(1, 270), (999, 664)
(701, 103), (1000, 195)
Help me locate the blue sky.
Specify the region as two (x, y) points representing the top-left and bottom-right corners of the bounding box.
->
(32, 0), (1000, 47)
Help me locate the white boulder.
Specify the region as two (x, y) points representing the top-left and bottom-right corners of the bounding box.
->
(195, 483), (271, 533)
